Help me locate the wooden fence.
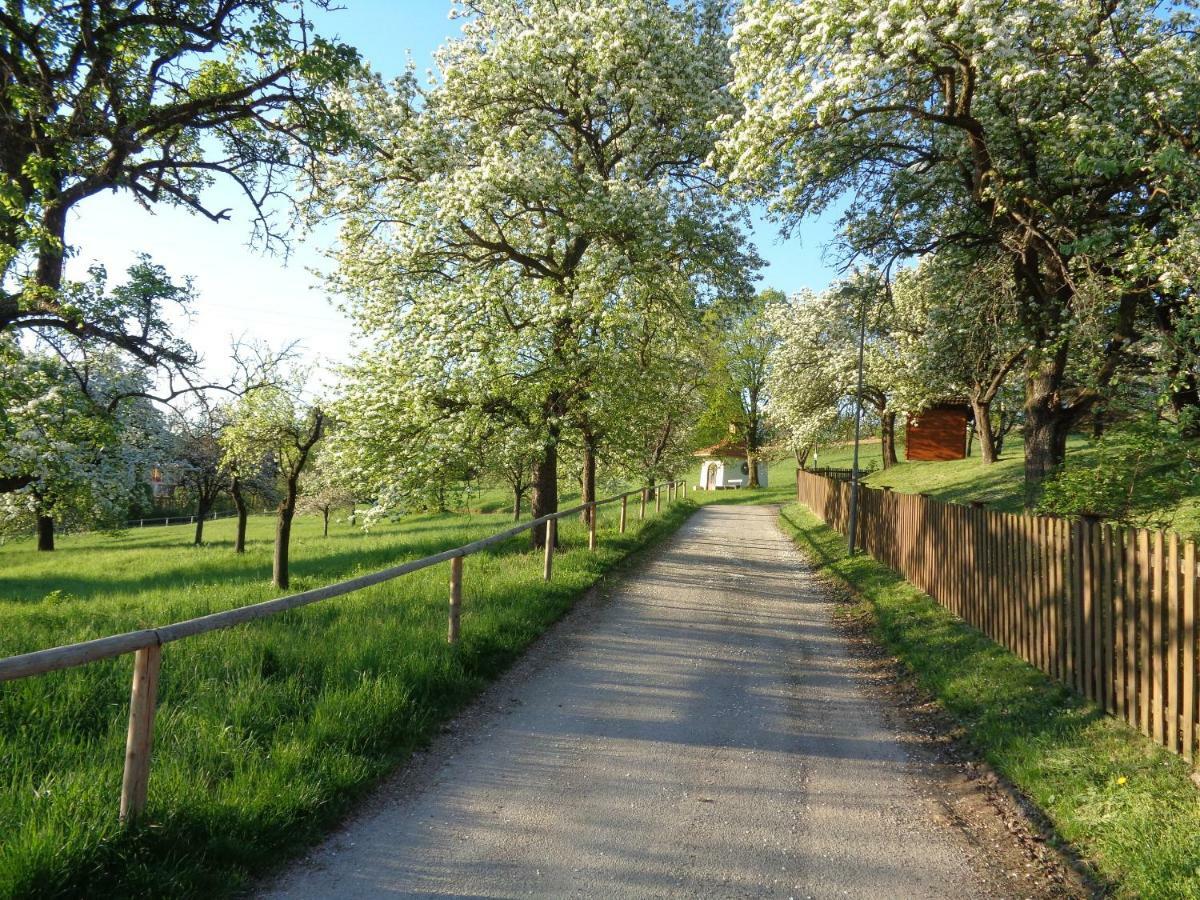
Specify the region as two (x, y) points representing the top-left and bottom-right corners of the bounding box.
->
(0, 480), (685, 824)
(802, 464), (876, 482)
(796, 469), (1199, 762)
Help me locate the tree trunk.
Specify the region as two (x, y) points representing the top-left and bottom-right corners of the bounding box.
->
(36, 514), (54, 552)
(322, 507), (329, 537)
(1023, 389), (1076, 507)
(274, 485), (297, 589)
(794, 446), (810, 469)
(231, 477), (248, 553)
(580, 437), (596, 522)
(193, 497), (213, 545)
(512, 485), (522, 521)
(880, 410), (898, 469)
(746, 443), (760, 487)
(971, 399), (999, 464)
(530, 439), (559, 549)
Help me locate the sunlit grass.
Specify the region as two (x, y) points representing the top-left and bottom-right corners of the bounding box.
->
(0, 497), (693, 898)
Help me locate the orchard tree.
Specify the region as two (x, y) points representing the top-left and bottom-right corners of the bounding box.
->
(765, 273), (902, 469)
(298, 448), (356, 537)
(222, 381), (323, 588)
(224, 447), (276, 554)
(718, 0), (1200, 496)
(320, 0), (755, 547)
(0, 339), (160, 548)
(0, 1), (359, 368)
(890, 250), (1027, 463)
(169, 402), (229, 546)
(699, 290), (781, 486)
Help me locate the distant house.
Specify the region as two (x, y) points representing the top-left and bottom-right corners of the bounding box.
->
(906, 401), (971, 461)
(149, 465), (179, 502)
(693, 439), (769, 489)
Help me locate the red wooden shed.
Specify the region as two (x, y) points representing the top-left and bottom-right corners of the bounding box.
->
(905, 401), (970, 461)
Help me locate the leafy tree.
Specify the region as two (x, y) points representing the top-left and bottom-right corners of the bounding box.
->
(719, 0), (1200, 495)
(890, 250), (1027, 463)
(298, 448), (356, 537)
(0, 338), (161, 548)
(767, 274), (902, 470)
(699, 290), (780, 486)
(222, 381), (323, 588)
(168, 402), (229, 546)
(319, 0), (754, 547)
(0, 0), (359, 367)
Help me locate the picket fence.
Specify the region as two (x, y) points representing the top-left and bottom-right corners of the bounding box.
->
(796, 469), (1199, 761)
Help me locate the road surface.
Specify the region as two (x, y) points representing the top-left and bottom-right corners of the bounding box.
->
(263, 504), (1051, 899)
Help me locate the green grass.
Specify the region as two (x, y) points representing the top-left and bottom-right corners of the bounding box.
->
(0, 496), (694, 898)
(779, 502), (1200, 899)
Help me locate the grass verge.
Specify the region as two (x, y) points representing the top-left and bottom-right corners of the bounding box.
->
(0, 498), (696, 898)
(779, 501), (1200, 899)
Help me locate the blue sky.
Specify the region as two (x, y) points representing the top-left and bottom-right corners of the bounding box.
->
(66, 1), (840, 381)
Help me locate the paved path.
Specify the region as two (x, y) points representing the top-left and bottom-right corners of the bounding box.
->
(263, 505), (1019, 899)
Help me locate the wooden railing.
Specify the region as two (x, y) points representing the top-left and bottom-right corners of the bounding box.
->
(0, 480), (686, 823)
(796, 469), (1199, 762)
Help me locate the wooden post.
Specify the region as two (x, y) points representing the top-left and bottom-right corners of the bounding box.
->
(655, 486), (661, 513)
(588, 504), (597, 552)
(640, 489), (646, 520)
(120, 644), (162, 825)
(448, 556), (462, 644)
(619, 495), (627, 534)
(682, 480), (687, 498)
(543, 518), (555, 582)
(1184, 540), (1196, 762)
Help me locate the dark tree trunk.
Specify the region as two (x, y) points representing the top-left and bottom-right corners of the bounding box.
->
(193, 496), (213, 545)
(580, 437), (596, 522)
(1022, 343), (1090, 506)
(794, 446), (810, 469)
(512, 485), (522, 521)
(231, 477), (248, 553)
(1023, 394), (1076, 507)
(880, 410), (898, 469)
(322, 507), (330, 537)
(746, 443), (761, 487)
(530, 439), (559, 549)
(274, 481), (298, 589)
(971, 399), (999, 464)
(36, 514), (54, 552)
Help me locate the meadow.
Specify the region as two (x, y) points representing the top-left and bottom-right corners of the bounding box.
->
(0, 492), (692, 898)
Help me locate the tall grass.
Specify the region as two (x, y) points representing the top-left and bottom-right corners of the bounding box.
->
(0, 499), (693, 898)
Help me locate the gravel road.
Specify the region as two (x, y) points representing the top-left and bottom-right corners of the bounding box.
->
(262, 504), (1045, 899)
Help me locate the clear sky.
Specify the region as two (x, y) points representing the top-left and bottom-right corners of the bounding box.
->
(65, 1), (841, 382)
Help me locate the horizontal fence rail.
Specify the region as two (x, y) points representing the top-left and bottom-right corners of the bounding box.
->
(796, 469), (1199, 762)
(0, 480), (686, 824)
(801, 464), (877, 482)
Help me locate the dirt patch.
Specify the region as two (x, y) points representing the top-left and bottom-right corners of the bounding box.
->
(821, 574), (1103, 899)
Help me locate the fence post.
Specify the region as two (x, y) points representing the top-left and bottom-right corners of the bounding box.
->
(448, 556), (462, 644)
(543, 518), (555, 581)
(682, 480), (687, 498)
(619, 495), (627, 534)
(640, 489), (646, 520)
(655, 486), (661, 513)
(120, 644), (162, 825)
(588, 504), (597, 552)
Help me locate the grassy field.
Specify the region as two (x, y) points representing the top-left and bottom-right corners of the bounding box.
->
(0, 494), (692, 898)
(779, 502), (1200, 899)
